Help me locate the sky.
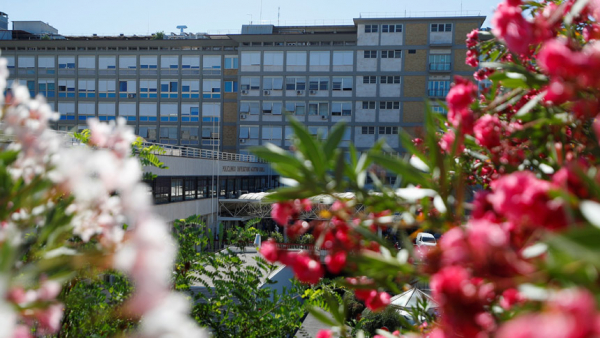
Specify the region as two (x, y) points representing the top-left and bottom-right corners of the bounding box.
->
(3, 0), (499, 36)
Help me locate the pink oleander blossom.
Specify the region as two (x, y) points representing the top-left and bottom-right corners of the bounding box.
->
(474, 115), (503, 149)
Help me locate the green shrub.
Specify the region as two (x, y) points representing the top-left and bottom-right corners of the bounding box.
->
(361, 306), (404, 337)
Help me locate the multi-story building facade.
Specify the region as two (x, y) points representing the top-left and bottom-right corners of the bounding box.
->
(0, 15), (484, 156)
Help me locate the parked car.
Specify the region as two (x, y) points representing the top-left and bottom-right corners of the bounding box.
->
(415, 233), (437, 246)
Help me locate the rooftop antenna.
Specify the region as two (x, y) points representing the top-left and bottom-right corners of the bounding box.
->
(176, 25), (187, 34)
(278, 7), (280, 26)
(260, 0), (263, 23)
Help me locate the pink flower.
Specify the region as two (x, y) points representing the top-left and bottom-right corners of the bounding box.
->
(316, 329), (333, 338)
(324, 251), (347, 274)
(537, 39), (586, 80)
(594, 115), (600, 146)
(37, 281), (62, 302)
(492, 0), (535, 55)
(12, 325), (32, 338)
(466, 29), (479, 48)
(446, 77), (478, 112)
(271, 201), (296, 226)
(289, 252), (324, 285)
(365, 291), (391, 312)
(500, 288), (524, 310)
(474, 115), (503, 149)
(440, 129), (465, 154)
(488, 171), (567, 230)
(34, 303), (63, 333)
(259, 239), (279, 263)
(466, 49), (479, 67)
(544, 79), (576, 104)
(497, 289), (600, 338)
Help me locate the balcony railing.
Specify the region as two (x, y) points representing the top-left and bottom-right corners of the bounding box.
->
(141, 141), (266, 163)
(428, 89), (449, 97)
(428, 63), (452, 71)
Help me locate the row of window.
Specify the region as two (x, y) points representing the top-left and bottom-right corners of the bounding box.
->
(362, 76), (401, 84)
(364, 23), (452, 33)
(239, 101), (353, 117)
(151, 175), (281, 204)
(52, 101), (220, 123)
(3, 46), (237, 52)
(6, 55), (237, 71)
(361, 126), (399, 135)
(362, 101), (400, 110)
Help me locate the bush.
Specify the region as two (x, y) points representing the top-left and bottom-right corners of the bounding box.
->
(360, 306), (404, 337)
(269, 231), (284, 243)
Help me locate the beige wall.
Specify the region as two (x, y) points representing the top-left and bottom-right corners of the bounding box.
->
(404, 49), (427, 72)
(453, 49), (474, 72)
(223, 92), (237, 100)
(402, 76), (426, 98)
(454, 22), (480, 48)
(405, 23), (428, 45)
(222, 125), (237, 147)
(403, 101), (425, 123)
(224, 69), (238, 76)
(402, 126), (425, 138)
(223, 102), (238, 123)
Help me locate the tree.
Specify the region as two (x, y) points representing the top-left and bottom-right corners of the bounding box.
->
(152, 31), (165, 40)
(251, 1), (600, 337)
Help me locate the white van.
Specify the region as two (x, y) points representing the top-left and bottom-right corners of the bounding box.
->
(415, 233), (437, 246)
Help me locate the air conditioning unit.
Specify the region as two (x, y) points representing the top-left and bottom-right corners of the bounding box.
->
(263, 90), (271, 95)
(241, 90), (249, 94)
(321, 115), (327, 119)
(296, 90), (304, 95)
(241, 114), (247, 119)
(127, 93), (136, 99)
(239, 139), (246, 143)
(309, 90), (317, 95)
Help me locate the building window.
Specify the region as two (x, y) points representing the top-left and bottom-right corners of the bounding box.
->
(381, 50), (402, 58)
(380, 101), (400, 110)
(181, 104), (199, 122)
(38, 79), (55, 98)
(241, 77), (260, 91)
(428, 80), (451, 97)
(202, 103), (220, 122)
(284, 102), (306, 116)
(263, 77), (283, 91)
(78, 102), (95, 121)
(159, 103), (178, 122)
(262, 102), (283, 115)
(98, 103), (116, 121)
(308, 126), (328, 140)
(119, 56), (137, 69)
(361, 126), (375, 134)
(118, 103), (136, 121)
(58, 79), (75, 98)
(363, 76), (377, 84)
(224, 81), (238, 93)
(285, 77), (306, 91)
(180, 127), (199, 146)
(332, 102), (352, 116)
(99, 56), (116, 75)
(160, 126), (179, 145)
(203, 79), (221, 98)
(224, 56), (239, 69)
(78, 56), (96, 73)
(140, 80), (158, 98)
(333, 51), (353, 66)
(182, 56), (200, 74)
(184, 178), (196, 199)
(119, 80), (137, 98)
(309, 77), (329, 91)
(363, 50), (377, 58)
(160, 80), (178, 98)
(365, 24), (378, 33)
(240, 101), (260, 115)
(362, 101), (376, 109)
(309, 51), (330, 66)
(332, 77), (353, 91)
(429, 54), (452, 71)
(382, 24), (402, 33)
(38, 56), (55, 75)
(140, 103), (157, 122)
(181, 80), (200, 98)
(239, 126), (259, 140)
(431, 23), (452, 32)
(431, 105), (448, 115)
(201, 125), (219, 140)
(197, 178), (208, 198)
(262, 126), (283, 141)
(286, 52), (307, 66)
(98, 80), (116, 98)
(161, 55), (178, 69)
(78, 79), (96, 98)
(58, 56), (75, 69)
(58, 102), (76, 121)
(203, 55), (221, 75)
(308, 102), (329, 117)
(380, 76), (400, 84)
(241, 51), (261, 66)
(379, 126), (399, 135)
(263, 51), (284, 66)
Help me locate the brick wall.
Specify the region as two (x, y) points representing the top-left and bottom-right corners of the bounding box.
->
(402, 101), (425, 123)
(222, 125), (237, 146)
(404, 49), (427, 72)
(405, 23), (428, 45)
(402, 76), (426, 97)
(223, 102), (238, 123)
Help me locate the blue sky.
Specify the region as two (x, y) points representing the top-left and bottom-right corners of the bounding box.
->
(4, 0), (499, 36)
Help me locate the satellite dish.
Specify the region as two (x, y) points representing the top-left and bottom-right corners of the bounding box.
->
(176, 25), (188, 34)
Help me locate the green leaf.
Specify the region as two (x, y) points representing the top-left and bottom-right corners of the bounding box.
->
(288, 117), (327, 177)
(306, 305), (338, 326)
(250, 144), (303, 168)
(369, 152), (431, 188)
(323, 121), (347, 160)
(516, 91), (546, 117)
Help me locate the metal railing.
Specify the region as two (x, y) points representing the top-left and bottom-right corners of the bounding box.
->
(429, 63), (452, 71)
(141, 141), (266, 163)
(359, 10), (482, 18)
(428, 89), (449, 97)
